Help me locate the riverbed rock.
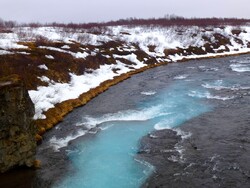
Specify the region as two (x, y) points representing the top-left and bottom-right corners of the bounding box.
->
(0, 75), (36, 173)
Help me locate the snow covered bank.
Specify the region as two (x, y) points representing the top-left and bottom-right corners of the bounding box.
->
(1, 25), (250, 126)
(29, 62), (145, 119)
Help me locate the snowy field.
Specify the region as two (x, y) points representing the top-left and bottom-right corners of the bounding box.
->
(1, 25), (250, 119)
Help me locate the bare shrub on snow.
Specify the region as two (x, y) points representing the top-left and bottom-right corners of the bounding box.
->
(16, 28), (38, 41)
(34, 35), (51, 46)
(76, 34), (92, 44)
(16, 30), (30, 41)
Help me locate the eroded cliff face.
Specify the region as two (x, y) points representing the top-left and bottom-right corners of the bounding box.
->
(0, 75), (36, 173)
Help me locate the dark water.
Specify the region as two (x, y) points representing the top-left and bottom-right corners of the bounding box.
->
(1, 54), (250, 188)
(138, 56), (250, 187)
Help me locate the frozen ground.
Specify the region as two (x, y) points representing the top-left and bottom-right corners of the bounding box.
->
(1, 25), (250, 119)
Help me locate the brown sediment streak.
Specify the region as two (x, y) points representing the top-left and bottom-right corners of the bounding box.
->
(34, 50), (250, 142)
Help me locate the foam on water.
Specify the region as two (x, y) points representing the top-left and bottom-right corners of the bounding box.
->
(201, 80), (225, 90)
(230, 64), (250, 72)
(140, 91), (157, 95)
(202, 80), (250, 91)
(198, 66), (219, 72)
(99, 123), (115, 131)
(173, 74), (189, 80)
(78, 105), (170, 129)
(230, 58), (250, 72)
(174, 128), (192, 140)
(55, 82), (211, 188)
(49, 129), (87, 151)
(188, 90), (235, 101)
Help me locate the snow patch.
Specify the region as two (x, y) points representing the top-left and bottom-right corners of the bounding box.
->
(38, 76), (50, 83)
(18, 51), (30, 55)
(45, 55), (54, 59)
(74, 51), (89, 59)
(61, 45), (70, 49)
(38, 64), (48, 70)
(40, 46), (89, 59)
(0, 50), (13, 55)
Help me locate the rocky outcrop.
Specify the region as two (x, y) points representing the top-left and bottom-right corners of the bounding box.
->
(0, 75), (36, 173)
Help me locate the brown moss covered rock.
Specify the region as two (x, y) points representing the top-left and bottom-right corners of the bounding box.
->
(0, 75), (36, 173)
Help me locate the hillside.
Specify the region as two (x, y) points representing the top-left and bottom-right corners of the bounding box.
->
(1, 18), (250, 139)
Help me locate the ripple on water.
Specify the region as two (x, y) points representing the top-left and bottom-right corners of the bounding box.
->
(230, 57), (250, 72)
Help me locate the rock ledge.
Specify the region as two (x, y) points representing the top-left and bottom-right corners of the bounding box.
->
(0, 75), (36, 173)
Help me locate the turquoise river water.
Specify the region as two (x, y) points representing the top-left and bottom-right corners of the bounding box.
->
(56, 83), (211, 187)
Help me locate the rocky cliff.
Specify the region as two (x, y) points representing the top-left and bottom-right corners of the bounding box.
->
(0, 75), (36, 173)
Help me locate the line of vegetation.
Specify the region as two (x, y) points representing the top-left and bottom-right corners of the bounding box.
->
(1, 16), (250, 30)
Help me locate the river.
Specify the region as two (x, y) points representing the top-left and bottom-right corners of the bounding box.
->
(2, 54), (249, 188)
